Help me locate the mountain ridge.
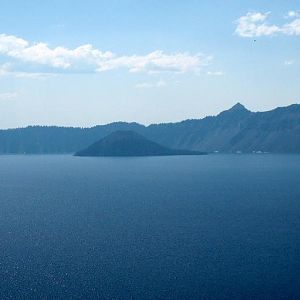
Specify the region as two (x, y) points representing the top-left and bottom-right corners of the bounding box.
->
(1, 103), (300, 153)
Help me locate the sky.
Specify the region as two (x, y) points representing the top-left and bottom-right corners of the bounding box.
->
(0, 0), (299, 128)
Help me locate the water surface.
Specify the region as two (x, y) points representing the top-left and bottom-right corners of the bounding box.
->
(0, 155), (300, 299)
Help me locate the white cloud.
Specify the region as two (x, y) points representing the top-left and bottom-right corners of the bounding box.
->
(14, 72), (55, 79)
(0, 33), (210, 75)
(0, 34), (28, 53)
(0, 63), (53, 79)
(284, 60), (295, 66)
(0, 34), (114, 69)
(286, 11), (300, 18)
(235, 12), (281, 37)
(97, 51), (211, 74)
(207, 70), (224, 76)
(135, 80), (166, 89)
(0, 63), (10, 76)
(283, 19), (300, 35)
(0, 67), (7, 76)
(0, 91), (19, 100)
(235, 11), (300, 37)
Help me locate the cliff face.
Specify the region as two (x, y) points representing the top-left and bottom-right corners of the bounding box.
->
(1, 103), (300, 154)
(143, 103), (300, 153)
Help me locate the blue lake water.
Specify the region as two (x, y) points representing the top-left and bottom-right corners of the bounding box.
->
(0, 154), (300, 299)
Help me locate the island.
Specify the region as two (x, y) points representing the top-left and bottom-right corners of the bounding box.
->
(74, 130), (206, 157)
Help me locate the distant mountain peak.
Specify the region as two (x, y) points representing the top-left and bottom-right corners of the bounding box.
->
(218, 102), (250, 117)
(229, 102), (249, 112)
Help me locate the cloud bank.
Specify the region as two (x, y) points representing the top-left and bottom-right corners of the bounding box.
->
(0, 33), (211, 75)
(0, 91), (19, 100)
(235, 11), (300, 37)
(207, 70), (224, 76)
(135, 80), (166, 89)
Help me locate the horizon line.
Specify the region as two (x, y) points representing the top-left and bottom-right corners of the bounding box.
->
(0, 102), (299, 131)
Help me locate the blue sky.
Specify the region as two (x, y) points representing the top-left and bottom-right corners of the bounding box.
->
(0, 0), (299, 128)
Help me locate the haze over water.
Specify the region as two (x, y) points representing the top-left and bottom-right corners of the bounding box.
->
(0, 154), (300, 299)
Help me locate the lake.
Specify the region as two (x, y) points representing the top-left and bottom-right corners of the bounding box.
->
(0, 154), (300, 299)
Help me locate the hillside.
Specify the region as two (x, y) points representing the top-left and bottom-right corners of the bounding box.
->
(1, 103), (300, 153)
(75, 130), (204, 157)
